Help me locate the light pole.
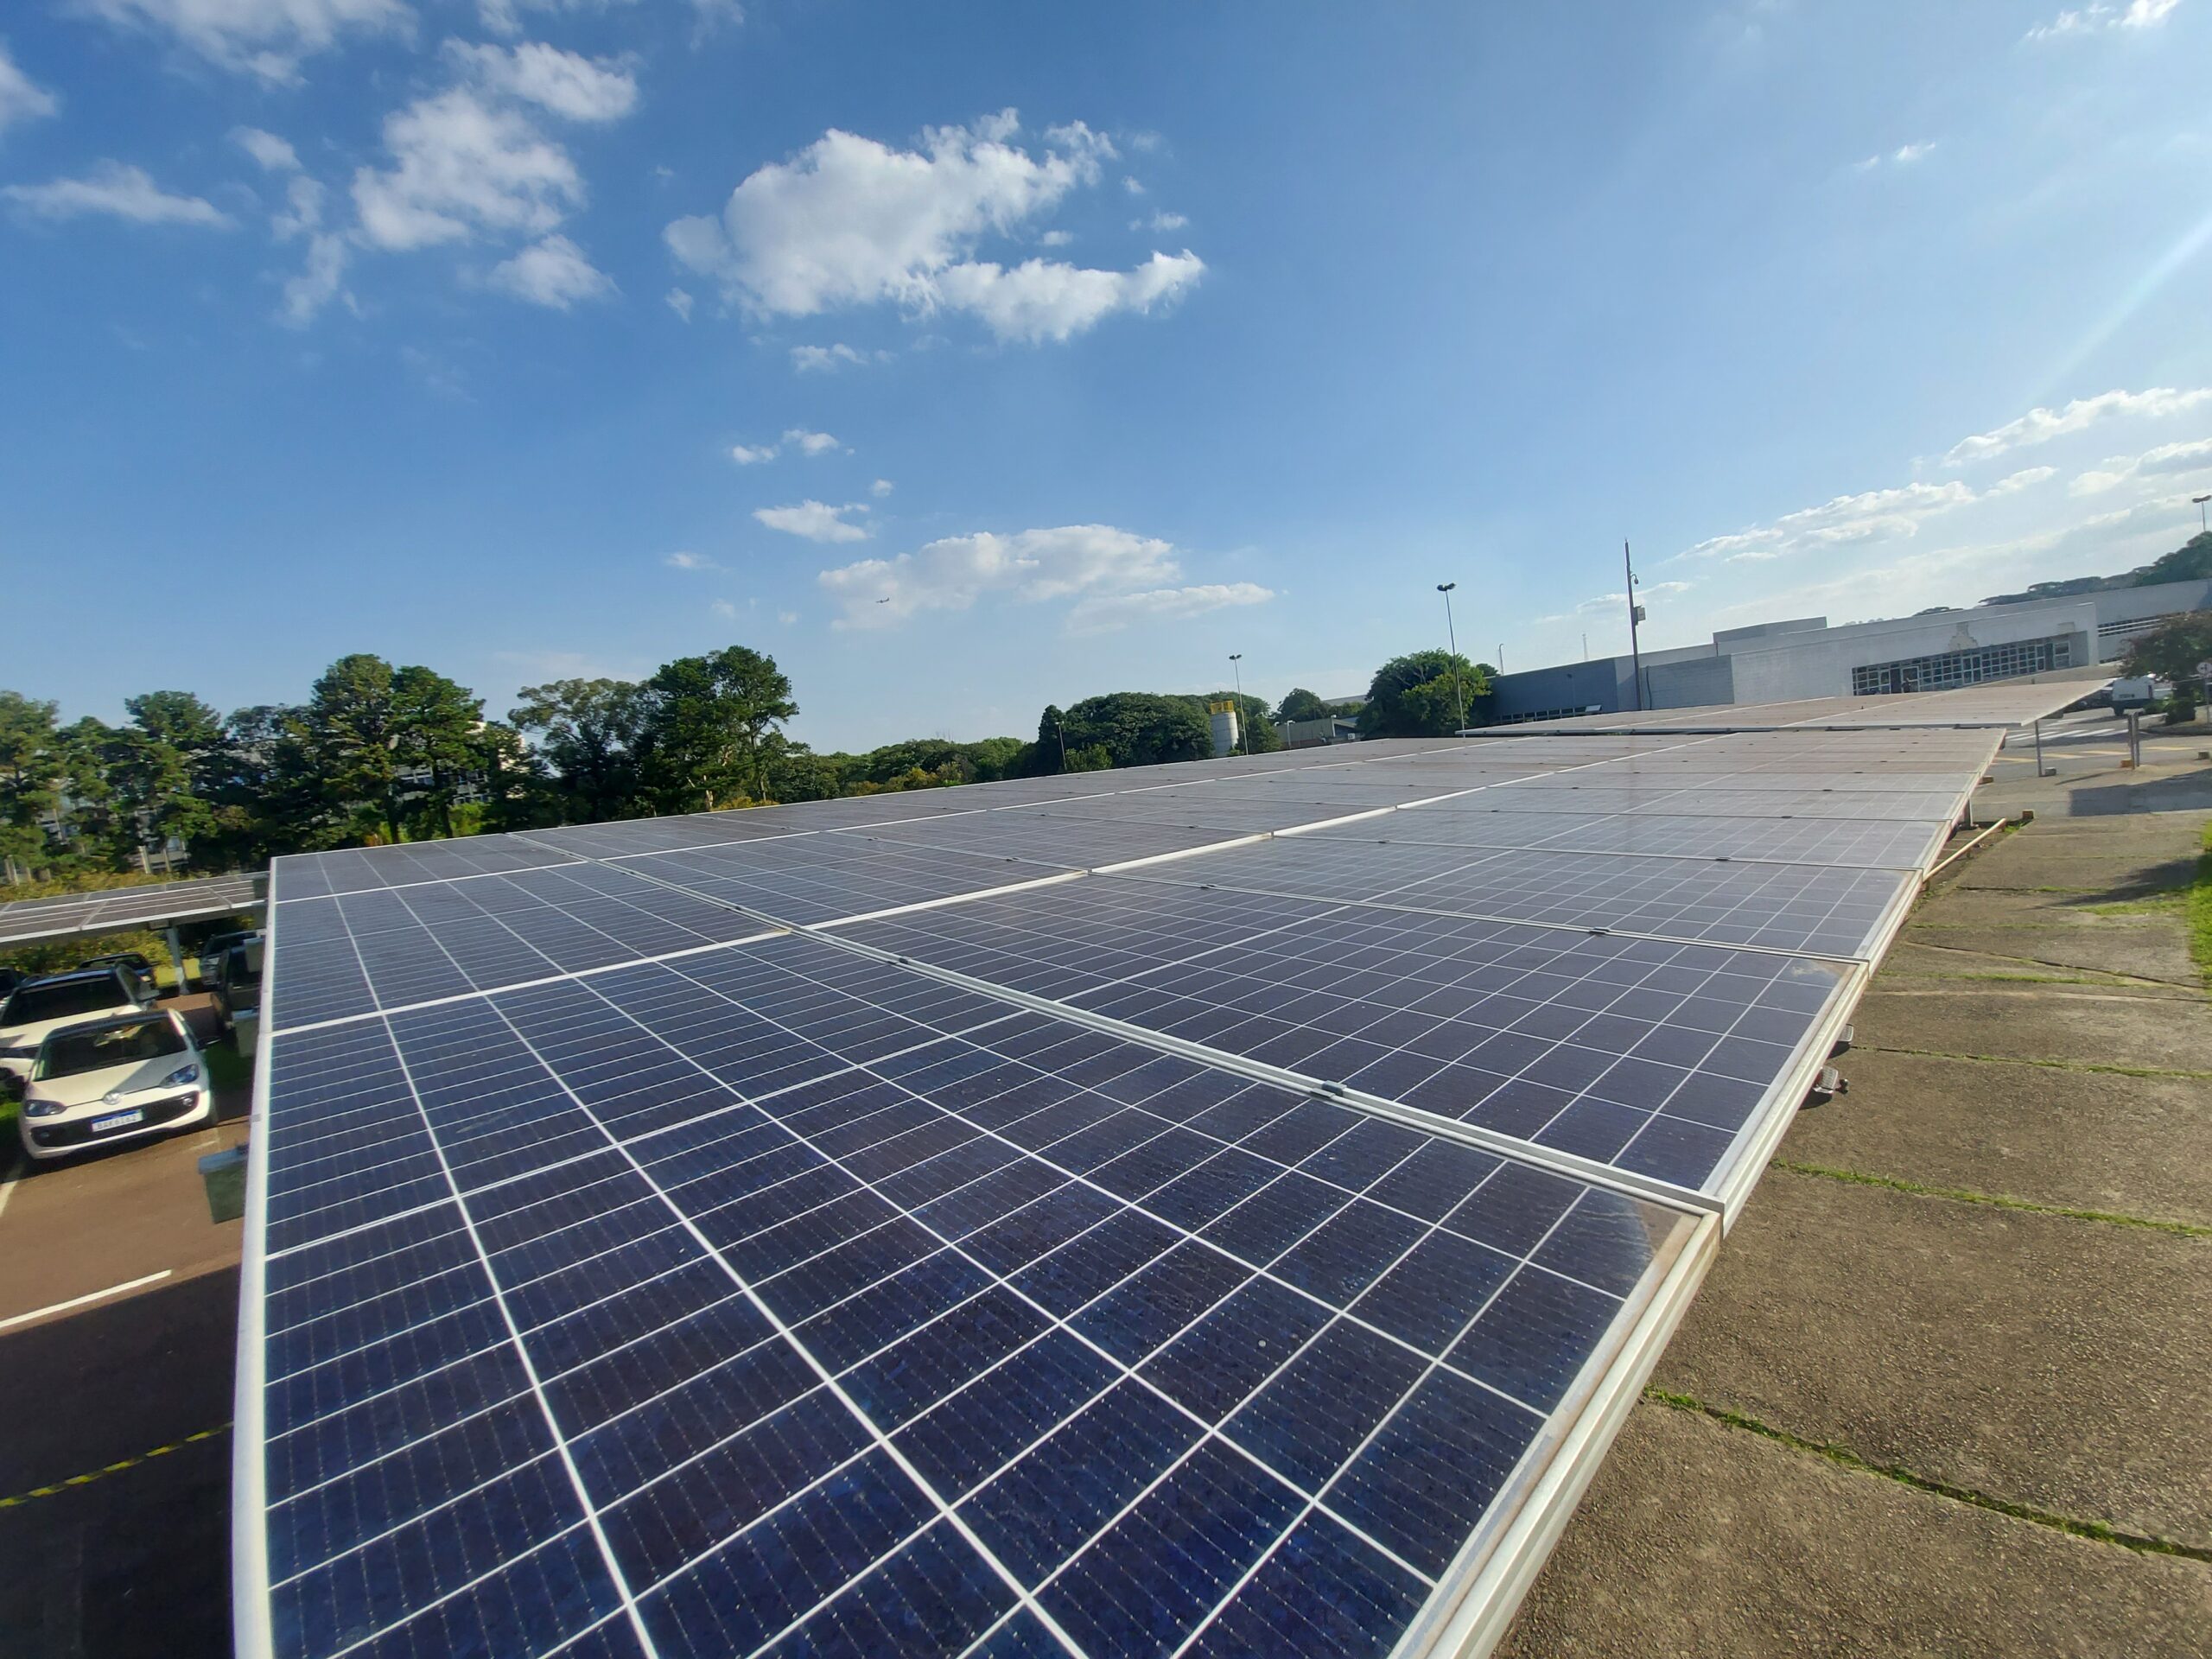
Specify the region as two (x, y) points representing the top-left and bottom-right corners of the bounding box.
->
(1228, 653), (1245, 755)
(1624, 540), (1646, 712)
(2195, 493), (2209, 535)
(1436, 582), (1466, 734)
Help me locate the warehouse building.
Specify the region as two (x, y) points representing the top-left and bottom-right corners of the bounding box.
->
(1486, 576), (2212, 721)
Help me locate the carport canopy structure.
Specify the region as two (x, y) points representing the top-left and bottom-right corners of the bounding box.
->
(0, 872), (267, 988)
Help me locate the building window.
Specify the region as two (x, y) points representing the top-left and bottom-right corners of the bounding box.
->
(1852, 634), (2072, 696)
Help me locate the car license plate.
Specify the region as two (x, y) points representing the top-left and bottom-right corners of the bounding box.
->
(90, 1109), (145, 1134)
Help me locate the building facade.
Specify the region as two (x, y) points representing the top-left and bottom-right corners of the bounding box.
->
(1485, 578), (2212, 721)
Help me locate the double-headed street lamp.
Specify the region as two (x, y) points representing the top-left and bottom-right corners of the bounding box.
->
(1228, 652), (1245, 755)
(2195, 493), (2209, 535)
(1436, 582), (1466, 734)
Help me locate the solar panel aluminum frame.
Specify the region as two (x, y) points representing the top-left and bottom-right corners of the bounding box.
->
(232, 862), (288, 1659)
(0, 875), (266, 948)
(1390, 1205), (1719, 1659)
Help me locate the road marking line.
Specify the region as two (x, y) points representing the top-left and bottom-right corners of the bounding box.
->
(0, 1268), (173, 1332)
(0, 1157), (22, 1226)
(0, 1424), (232, 1510)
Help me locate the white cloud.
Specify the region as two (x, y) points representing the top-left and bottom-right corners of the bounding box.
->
(709, 598), (740, 619)
(665, 550), (718, 570)
(818, 523), (1182, 626)
(1121, 175), (1145, 195)
(666, 111), (1201, 344)
(476, 0), (700, 37)
(1038, 228), (1073, 247)
(1987, 466), (2056, 495)
(933, 251), (1204, 344)
(777, 608), (798, 626)
(870, 478), (893, 497)
(79, 0), (411, 83)
(446, 41), (638, 124)
(1142, 211), (1188, 231)
(728, 428), (842, 464)
(666, 286), (694, 321)
(2, 162), (232, 226)
(1067, 582), (1275, 634)
(1853, 141), (1936, 173)
(755, 500), (873, 543)
(1677, 480), (1976, 563)
(232, 126), (299, 172)
(1942, 387), (2212, 464)
(2027, 0), (2181, 40)
(353, 87), (582, 251)
(279, 233), (350, 326)
(0, 43), (58, 135)
(273, 175), (324, 238)
(791, 342), (870, 372)
(2069, 438), (2212, 496)
(489, 233), (614, 308)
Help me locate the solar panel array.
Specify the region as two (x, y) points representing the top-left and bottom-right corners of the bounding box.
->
(0, 869), (265, 948)
(236, 686), (2073, 1659)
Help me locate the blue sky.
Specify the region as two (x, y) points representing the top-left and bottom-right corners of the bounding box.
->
(3, 1), (2209, 750)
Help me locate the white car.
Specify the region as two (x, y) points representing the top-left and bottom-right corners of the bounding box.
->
(18, 1009), (212, 1161)
(0, 966), (156, 1086)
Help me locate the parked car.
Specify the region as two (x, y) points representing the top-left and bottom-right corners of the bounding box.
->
(196, 929), (260, 989)
(0, 966), (158, 1089)
(210, 939), (264, 1048)
(0, 968), (20, 1002)
(79, 950), (159, 1001)
(16, 1008), (211, 1161)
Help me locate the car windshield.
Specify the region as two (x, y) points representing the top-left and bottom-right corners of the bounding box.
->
(34, 1019), (185, 1081)
(3, 978), (128, 1027)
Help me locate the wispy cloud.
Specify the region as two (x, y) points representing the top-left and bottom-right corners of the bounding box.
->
(664, 550), (720, 570)
(755, 500), (873, 543)
(1942, 387), (2211, 465)
(0, 42), (59, 134)
(2, 162), (232, 226)
(1067, 582), (1274, 634)
(2026, 0), (2182, 41)
(1675, 481), (1975, 563)
(729, 428), (843, 465)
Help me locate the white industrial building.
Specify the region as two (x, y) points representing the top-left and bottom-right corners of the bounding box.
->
(1485, 576), (2212, 722)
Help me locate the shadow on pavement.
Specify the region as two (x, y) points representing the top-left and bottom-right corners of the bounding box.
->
(2067, 768), (2212, 816)
(0, 1266), (238, 1659)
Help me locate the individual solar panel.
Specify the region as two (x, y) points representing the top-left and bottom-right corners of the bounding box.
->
(264, 858), (785, 1030)
(243, 930), (1705, 1659)
(844, 875), (1854, 1194)
(612, 838), (1083, 927)
(1118, 837), (1913, 959)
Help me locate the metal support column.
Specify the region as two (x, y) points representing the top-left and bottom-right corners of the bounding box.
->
(163, 925), (190, 999)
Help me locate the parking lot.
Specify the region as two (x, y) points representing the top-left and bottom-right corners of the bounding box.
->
(0, 995), (248, 1659)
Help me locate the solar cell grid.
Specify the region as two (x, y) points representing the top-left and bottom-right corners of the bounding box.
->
(248, 929), (1700, 1659)
(1122, 837), (1912, 959)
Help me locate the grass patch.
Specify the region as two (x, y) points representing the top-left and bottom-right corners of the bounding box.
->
(2190, 822), (2212, 991)
(202, 1039), (252, 1090)
(1643, 1389), (2212, 1561)
(1770, 1160), (2212, 1238)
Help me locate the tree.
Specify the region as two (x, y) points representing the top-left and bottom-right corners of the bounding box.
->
(0, 691), (61, 877)
(1057, 693), (1212, 768)
(1035, 705), (1071, 774)
(301, 654), (408, 842)
(125, 690), (224, 757)
(1357, 651), (1493, 738)
(632, 646), (798, 813)
(391, 665), (485, 839)
(1273, 688), (1332, 724)
(2132, 531), (2212, 589)
(2122, 613), (2212, 685)
(511, 678), (645, 823)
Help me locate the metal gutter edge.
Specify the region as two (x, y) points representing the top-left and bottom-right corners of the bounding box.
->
(231, 863), (283, 1659)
